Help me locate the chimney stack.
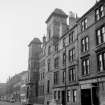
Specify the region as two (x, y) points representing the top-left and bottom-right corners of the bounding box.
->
(43, 36), (46, 44)
(68, 11), (77, 29)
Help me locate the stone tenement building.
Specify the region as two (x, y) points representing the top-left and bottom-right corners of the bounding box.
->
(27, 0), (105, 105)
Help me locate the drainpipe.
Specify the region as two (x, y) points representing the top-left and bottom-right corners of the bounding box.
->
(64, 43), (67, 105)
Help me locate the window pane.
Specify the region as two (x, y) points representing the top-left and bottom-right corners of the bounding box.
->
(86, 37), (89, 51)
(85, 19), (87, 28)
(96, 10), (100, 20)
(73, 48), (75, 60)
(99, 54), (103, 71)
(86, 59), (90, 74)
(73, 90), (77, 102)
(103, 53), (105, 70)
(63, 71), (65, 83)
(73, 68), (76, 81)
(83, 61), (86, 75)
(69, 70), (71, 81)
(97, 30), (101, 44)
(67, 90), (71, 102)
(102, 27), (105, 42)
(54, 91), (56, 99)
(58, 91), (60, 100)
(101, 6), (104, 17)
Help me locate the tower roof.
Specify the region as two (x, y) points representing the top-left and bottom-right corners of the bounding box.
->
(46, 8), (68, 23)
(28, 38), (42, 46)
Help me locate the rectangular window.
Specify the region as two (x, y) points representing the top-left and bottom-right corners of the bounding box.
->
(97, 52), (105, 72)
(69, 31), (74, 43)
(67, 90), (71, 102)
(48, 59), (51, 71)
(54, 71), (59, 85)
(62, 70), (65, 83)
(96, 25), (105, 45)
(58, 91), (60, 100)
(81, 36), (89, 52)
(68, 66), (76, 82)
(63, 52), (66, 65)
(73, 90), (77, 102)
(95, 5), (104, 21)
(68, 48), (75, 62)
(81, 18), (87, 31)
(81, 57), (90, 76)
(54, 57), (59, 68)
(47, 80), (50, 93)
(54, 91), (56, 99)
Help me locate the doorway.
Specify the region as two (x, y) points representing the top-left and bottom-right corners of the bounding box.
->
(81, 89), (92, 105)
(81, 85), (99, 105)
(62, 91), (66, 105)
(92, 83), (99, 105)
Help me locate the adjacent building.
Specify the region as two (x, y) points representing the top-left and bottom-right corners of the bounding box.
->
(27, 38), (42, 104)
(20, 71), (28, 104)
(6, 71), (28, 102)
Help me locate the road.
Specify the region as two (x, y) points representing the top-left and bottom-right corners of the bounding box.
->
(0, 101), (22, 105)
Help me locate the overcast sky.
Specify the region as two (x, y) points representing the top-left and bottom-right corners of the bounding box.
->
(0, 0), (96, 83)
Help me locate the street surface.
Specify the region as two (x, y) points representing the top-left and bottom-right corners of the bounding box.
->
(0, 101), (22, 105)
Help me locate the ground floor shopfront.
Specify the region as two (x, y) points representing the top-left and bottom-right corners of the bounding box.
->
(51, 85), (80, 105)
(44, 76), (105, 105)
(80, 76), (105, 105)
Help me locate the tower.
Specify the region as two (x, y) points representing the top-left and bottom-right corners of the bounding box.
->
(44, 8), (68, 105)
(46, 8), (68, 43)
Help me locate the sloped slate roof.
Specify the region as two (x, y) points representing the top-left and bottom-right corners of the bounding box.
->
(46, 8), (68, 23)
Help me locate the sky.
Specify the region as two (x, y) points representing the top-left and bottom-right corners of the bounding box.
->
(0, 0), (96, 83)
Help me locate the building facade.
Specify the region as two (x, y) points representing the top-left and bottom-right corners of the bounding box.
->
(77, 0), (105, 105)
(27, 0), (105, 105)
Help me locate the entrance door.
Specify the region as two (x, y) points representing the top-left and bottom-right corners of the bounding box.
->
(81, 89), (92, 105)
(92, 85), (99, 105)
(62, 91), (66, 105)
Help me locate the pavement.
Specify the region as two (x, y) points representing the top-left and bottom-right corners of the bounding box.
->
(0, 101), (22, 105)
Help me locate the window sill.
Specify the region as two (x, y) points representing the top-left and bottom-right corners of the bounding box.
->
(81, 74), (90, 77)
(95, 42), (105, 53)
(69, 80), (76, 82)
(97, 70), (105, 74)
